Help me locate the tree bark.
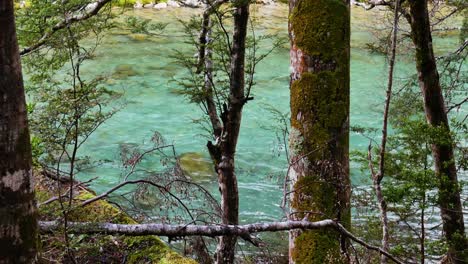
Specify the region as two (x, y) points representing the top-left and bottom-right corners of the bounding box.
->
(0, 1), (38, 263)
(288, 0), (351, 263)
(406, 1), (467, 262)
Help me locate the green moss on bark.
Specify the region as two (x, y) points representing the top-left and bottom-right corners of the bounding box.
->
(292, 230), (346, 264)
(290, 0), (349, 61)
(289, 0), (350, 262)
(290, 71), (348, 158)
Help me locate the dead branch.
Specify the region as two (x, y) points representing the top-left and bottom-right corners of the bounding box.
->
(78, 179), (169, 207)
(42, 168), (73, 183)
(38, 219), (403, 264)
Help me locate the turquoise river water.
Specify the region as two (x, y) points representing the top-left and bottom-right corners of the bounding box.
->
(70, 5), (465, 229)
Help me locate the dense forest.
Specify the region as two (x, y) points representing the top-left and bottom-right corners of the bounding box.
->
(0, 0), (467, 263)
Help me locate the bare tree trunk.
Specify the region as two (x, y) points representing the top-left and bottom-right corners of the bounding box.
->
(202, 4), (249, 264)
(406, 1), (467, 262)
(287, 0), (351, 263)
(0, 1), (38, 263)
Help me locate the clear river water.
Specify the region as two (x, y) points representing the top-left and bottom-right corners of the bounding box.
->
(72, 4), (465, 241)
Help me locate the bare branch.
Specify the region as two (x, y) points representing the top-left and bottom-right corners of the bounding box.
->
(38, 219), (403, 264)
(79, 179), (168, 208)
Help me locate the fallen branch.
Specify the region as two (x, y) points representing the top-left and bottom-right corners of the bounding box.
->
(42, 168), (73, 183)
(38, 219), (403, 264)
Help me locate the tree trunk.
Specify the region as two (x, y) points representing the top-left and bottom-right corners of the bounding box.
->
(288, 0), (351, 263)
(0, 1), (39, 263)
(211, 4), (249, 264)
(406, 1), (467, 262)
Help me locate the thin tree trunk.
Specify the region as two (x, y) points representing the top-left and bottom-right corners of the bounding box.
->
(209, 4), (249, 264)
(375, 1), (400, 262)
(288, 0), (351, 263)
(406, 1), (467, 262)
(420, 194), (425, 264)
(0, 1), (38, 263)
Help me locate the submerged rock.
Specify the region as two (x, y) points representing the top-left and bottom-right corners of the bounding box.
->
(168, 88), (185, 95)
(128, 33), (148, 41)
(179, 152), (216, 181)
(112, 64), (138, 79)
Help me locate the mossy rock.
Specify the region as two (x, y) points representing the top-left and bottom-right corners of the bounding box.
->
(179, 152), (216, 182)
(35, 174), (197, 263)
(125, 236), (197, 264)
(112, 64), (139, 79)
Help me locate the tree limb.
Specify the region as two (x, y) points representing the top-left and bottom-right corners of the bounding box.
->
(38, 219), (403, 264)
(20, 0), (113, 56)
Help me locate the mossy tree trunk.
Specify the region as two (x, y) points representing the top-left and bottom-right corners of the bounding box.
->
(406, 1), (467, 262)
(287, 0), (350, 263)
(0, 0), (39, 263)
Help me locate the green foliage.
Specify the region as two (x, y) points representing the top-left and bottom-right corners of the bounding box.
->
(29, 75), (120, 168)
(116, 0), (138, 7)
(17, 0), (122, 173)
(461, 9), (468, 44)
(173, 11), (285, 135)
(351, 31), (467, 259)
(30, 136), (44, 167)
